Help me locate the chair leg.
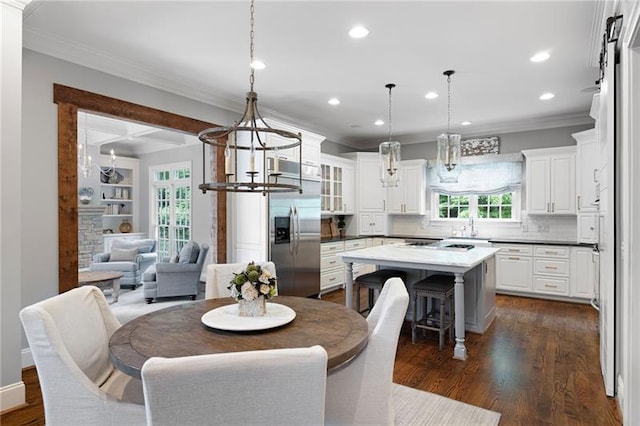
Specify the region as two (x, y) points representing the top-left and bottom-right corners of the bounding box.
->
(411, 292), (417, 344)
(355, 283), (361, 313)
(368, 288), (375, 310)
(439, 297), (445, 350)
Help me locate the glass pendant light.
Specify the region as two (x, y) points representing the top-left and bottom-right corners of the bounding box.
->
(379, 83), (401, 187)
(437, 70), (461, 183)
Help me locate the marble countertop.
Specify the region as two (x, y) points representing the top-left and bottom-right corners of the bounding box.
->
(338, 243), (500, 270)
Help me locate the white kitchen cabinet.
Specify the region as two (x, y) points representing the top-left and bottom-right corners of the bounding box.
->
(320, 241), (345, 293)
(573, 129), (599, 212)
(495, 242), (592, 302)
(320, 238), (372, 295)
(320, 154), (355, 214)
(346, 152), (386, 212)
(577, 213), (598, 244)
(495, 244), (533, 292)
(359, 213), (386, 235)
(523, 146), (576, 215)
(571, 246), (595, 300)
(263, 118), (325, 166)
(387, 160), (426, 215)
(532, 245), (570, 297)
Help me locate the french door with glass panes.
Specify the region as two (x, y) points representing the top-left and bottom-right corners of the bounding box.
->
(150, 162), (192, 258)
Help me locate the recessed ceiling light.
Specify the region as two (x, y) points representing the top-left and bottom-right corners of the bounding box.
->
(530, 51), (550, 63)
(539, 92), (555, 100)
(461, 121), (472, 126)
(374, 119), (385, 126)
(250, 60), (266, 70)
(348, 26), (369, 39)
(425, 92), (439, 100)
(328, 98), (341, 106)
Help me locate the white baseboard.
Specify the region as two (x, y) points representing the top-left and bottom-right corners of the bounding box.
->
(21, 348), (34, 369)
(617, 374), (624, 418)
(0, 381), (25, 413)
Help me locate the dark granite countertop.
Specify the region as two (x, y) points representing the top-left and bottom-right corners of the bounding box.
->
(488, 239), (593, 247)
(321, 235), (592, 247)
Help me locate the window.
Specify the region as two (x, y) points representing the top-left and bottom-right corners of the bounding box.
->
(433, 191), (518, 221)
(150, 162), (192, 258)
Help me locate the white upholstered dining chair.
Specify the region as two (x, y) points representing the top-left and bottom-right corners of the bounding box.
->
(141, 345), (328, 426)
(19, 286), (146, 425)
(325, 277), (410, 425)
(204, 261), (277, 299)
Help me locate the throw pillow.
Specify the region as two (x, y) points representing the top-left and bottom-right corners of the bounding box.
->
(169, 254), (179, 263)
(178, 241), (200, 264)
(110, 247), (138, 262)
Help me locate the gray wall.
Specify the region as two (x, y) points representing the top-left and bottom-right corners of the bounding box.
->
(15, 49), (239, 370)
(322, 124), (593, 159)
(392, 124), (594, 160)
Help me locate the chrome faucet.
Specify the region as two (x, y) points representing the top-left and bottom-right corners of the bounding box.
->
(469, 216), (478, 237)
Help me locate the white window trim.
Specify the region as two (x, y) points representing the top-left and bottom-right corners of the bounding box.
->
(429, 190), (521, 222)
(149, 161), (192, 257)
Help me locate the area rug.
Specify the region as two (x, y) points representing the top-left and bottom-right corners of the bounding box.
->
(393, 383), (501, 425)
(107, 287), (205, 324)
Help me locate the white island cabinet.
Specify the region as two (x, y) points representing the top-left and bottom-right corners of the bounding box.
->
(338, 243), (500, 361)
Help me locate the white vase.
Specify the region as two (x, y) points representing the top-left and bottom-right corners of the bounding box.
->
(238, 296), (267, 317)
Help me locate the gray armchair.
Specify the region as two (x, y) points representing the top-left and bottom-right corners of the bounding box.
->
(90, 239), (157, 289)
(142, 241), (209, 303)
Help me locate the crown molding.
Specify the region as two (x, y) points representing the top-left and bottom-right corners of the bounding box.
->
(345, 111), (594, 150)
(23, 27), (247, 114)
(2, 0), (32, 11)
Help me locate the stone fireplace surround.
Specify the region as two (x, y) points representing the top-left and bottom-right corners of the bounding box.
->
(78, 205), (106, 269)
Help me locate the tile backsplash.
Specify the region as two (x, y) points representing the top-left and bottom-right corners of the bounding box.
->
(389, 210), (578, 242)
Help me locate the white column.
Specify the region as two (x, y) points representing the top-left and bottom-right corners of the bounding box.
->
(453, 272), (467, 360)
(344, 261), (354, 309)
(0, 0), (30, 412)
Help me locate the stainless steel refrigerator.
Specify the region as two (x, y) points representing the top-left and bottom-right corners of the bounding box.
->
(268, 161), (321, 297)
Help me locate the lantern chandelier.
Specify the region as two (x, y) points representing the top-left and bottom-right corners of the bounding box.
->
(77, 112), (117, 179)
(436, 70), (462, 183)
(198, 0), (302, 195)
(379, 83), (401, 187)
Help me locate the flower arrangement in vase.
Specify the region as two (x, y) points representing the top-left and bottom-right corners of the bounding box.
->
(228, 262), (277, 317)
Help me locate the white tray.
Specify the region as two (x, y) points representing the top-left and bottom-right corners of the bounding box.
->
(201, 303), (296, 331)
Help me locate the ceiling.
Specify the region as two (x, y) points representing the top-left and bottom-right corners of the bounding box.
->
(24, 1), (602, 150)
(78, 112), (200, 157)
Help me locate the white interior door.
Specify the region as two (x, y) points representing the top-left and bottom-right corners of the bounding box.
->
(598, 40), (616, 397)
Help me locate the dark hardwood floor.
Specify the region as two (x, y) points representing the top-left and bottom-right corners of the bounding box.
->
(1, 291), (622, 425)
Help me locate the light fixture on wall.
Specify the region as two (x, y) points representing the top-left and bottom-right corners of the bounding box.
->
(379, 83), (401, 187)
(436, 70), (461, 183)
(77, 112), (117, 179)
(198, 0), (302, 195)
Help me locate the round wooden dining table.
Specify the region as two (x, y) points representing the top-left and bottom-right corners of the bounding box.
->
(109, 296), (369, 379)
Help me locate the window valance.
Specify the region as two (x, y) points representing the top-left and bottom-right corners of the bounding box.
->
(428, 153), (523, 195)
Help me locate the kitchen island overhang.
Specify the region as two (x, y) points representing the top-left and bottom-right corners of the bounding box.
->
(338, 243), (501, 361)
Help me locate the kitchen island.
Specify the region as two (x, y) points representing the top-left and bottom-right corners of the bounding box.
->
(338, 243), (500, 360)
